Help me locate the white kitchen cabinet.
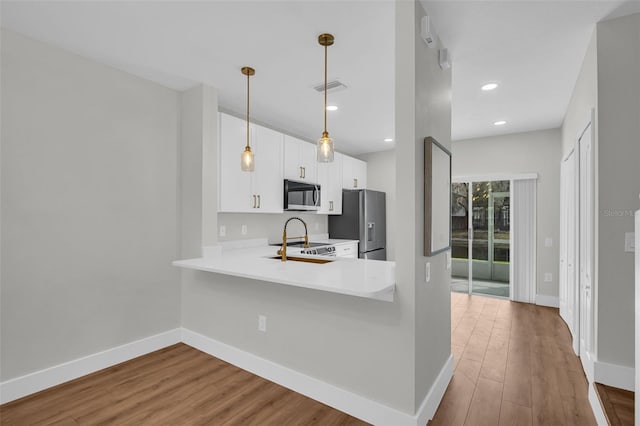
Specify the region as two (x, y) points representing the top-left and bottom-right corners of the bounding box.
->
(334, 241), (358, 258)
(218, 113), (283, 213)
(284, 135), (318, 183)
(317, 152), (343, 215)
(342, 155), (367, 189)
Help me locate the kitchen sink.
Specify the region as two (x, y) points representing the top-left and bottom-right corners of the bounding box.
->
(267, 256), (333, 264)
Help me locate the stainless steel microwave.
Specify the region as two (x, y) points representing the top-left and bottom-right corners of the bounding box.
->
(284, 180), (321, 211)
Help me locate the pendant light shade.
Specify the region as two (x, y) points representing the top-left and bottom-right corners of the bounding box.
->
(317, 33), (335, 163)
(240, 66), (255, 172)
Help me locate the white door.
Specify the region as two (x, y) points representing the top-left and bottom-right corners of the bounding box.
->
(253, 125), (284, 213)
(317, 153), (342, 214)
(299, 141), (317, 183)
(283, 135), (304, 181)
(560, 151), (579, 354)
(219, 113), (253, 212)
(578, 121), (595, 378)
(559, 162), (568, 319)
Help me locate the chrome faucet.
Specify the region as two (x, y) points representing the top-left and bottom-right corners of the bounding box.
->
(277, 217), (309, 261)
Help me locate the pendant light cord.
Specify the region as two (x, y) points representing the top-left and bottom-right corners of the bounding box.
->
(323, 43), (327, 134)
(246, 72), (250, 149)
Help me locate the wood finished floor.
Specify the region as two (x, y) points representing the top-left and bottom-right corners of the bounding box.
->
(0, 343), (367, 426)
(430, 292), (597, 426)
(595, 382), (634, 426)
(1, 293), (601, 426)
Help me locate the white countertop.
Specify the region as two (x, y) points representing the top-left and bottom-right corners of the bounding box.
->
(173, 242), (395, 302)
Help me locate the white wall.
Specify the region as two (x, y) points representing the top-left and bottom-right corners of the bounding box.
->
(452, 128), (561, 299)
(410, 0), (453, 409)
(181, 102), (415, 417)
(594, 12), (640, 368)
(0, 30), (181, 380)
(217, 212), (327, 243)
(561, 12), (640, 375)
(561, 31), (597, 159)
(180, 0), (452, 416)
(358, 149), (396, 260)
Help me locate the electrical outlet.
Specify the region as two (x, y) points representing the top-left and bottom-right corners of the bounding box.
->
(241, 225), (248, 235)
(426, 262), (431, 282)
(544, 273), (552, 282)
(219, 225), (226, 237)
(258, 315), (267, 332)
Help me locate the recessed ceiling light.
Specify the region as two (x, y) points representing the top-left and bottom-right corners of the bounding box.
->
(326, 105), (338, 111)
(494, 120), (507, 126)
(384, 138), (393, 142)
(481, 83), (498, 91)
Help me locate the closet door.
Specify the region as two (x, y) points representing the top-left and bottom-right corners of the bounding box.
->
(578, 121), (595, 378)
(560, 151), (579, 354)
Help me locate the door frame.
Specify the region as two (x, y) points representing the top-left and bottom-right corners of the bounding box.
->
(452, 177), (521, 298)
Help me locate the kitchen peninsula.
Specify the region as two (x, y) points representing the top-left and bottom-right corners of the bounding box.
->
(173, 239), (395, 302)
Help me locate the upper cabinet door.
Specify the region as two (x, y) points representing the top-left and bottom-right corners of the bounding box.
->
(342, 155), (367, 189)
(253, 124), (284, 213)
(283, 135), (318, 183)
(317, 152), (342, 215)
(219, 113), (253, 212)
(284, 135), (304, 181)
(353, 157), (367, 189)
(299, 141), (317, 183)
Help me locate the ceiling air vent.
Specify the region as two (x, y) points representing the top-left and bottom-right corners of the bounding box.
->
(313, 80), (348, 94)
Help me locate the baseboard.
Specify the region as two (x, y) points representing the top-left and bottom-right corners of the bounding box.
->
(581, 350), (596, 383)
(182, 328), (450, 426)
(588, 382), (608, 426)
(2, 327), (453, 425)
(594, 360), (635, 392)
(535, 294), (559, 308)
(0, 328), (182, 404)
(416, 354), (454, 426)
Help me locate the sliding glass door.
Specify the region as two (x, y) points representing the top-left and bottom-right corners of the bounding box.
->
(451, 180), (511, 298)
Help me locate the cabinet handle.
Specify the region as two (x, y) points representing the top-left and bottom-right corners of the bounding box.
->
(302, 167), (306, 179)
(252, 195), (257, 208)
(354, 178), (358, 188)
(329, 200), (333, 211)
(257, 195), (261, 209)
(300, 166), (303, 179)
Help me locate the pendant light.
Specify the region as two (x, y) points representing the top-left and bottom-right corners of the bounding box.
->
(317, 33), (335, 163)
(240, 66), (255, 171)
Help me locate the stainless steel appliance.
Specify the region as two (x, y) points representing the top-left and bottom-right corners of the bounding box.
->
(300, 246), (337, 257)
(328, 189), (386, 260)
(271, 241), (337, 257)
(284, 180), (320, 211)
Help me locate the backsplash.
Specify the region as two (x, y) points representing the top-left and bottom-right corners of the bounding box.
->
(217, 212), (328, 244)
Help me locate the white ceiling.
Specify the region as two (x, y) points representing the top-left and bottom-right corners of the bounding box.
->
(0, 1), (395, 156)
(422, 0), (640, 141)
(2, 1), (640, 152)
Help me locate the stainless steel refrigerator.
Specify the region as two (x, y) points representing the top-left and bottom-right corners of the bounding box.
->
(329, 189), (386, 260)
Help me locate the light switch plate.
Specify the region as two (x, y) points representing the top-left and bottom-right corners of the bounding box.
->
(219, 225), (226, 237)
(544, 237), (553, 247)
(446, 251), (452, 270)
(425, 262), (431, 282)
(241, 225), (248, 235)
(624, 232), (635, 252)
